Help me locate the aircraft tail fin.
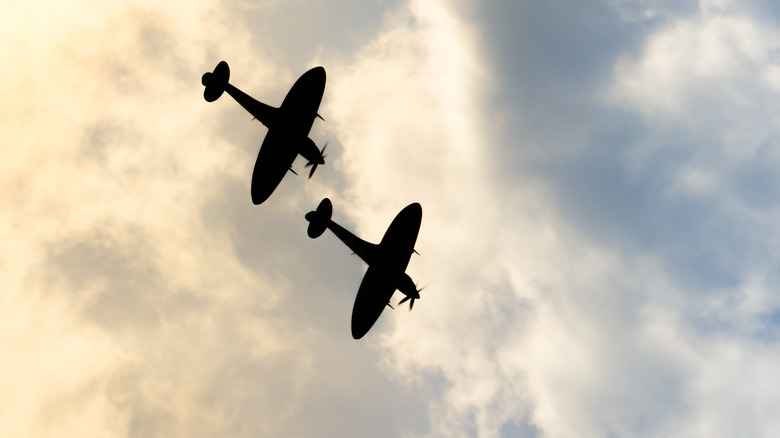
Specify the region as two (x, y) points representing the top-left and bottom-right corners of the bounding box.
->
(305, 198), (332, 238)
(202, 61), (230, 102)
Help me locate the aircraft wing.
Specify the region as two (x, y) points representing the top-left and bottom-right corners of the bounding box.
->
(378, 203), (423, 274)
(351, 266), (396, 339)
(279, 66), (325, 135)
(250, 129), (298, 204)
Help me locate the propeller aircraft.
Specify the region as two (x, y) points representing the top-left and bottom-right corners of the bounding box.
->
(305, 198), (423, 339)
(202, 61), (327, 204)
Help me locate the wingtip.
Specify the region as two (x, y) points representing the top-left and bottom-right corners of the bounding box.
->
(251, 192), (269, 205)
(351, 318), (370, 340)
(304, 66), (326, 85)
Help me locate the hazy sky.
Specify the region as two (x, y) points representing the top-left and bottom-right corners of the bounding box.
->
(4, 0), (780, 437)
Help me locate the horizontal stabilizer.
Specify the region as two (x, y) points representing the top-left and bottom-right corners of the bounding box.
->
(305, 198), (332, 238)
(202, 61), (230, 102)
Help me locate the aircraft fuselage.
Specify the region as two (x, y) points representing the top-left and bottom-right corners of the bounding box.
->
(305, 198), (423, 338)
(321, 217), (419, 301)
(222, 84), (324, 167)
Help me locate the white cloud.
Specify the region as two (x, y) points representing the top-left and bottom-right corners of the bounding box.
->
(1, 1), (439, 436)
(0, 1), (309, 436)
(8, 0), (780, 436)
(326, 1), (780, 437)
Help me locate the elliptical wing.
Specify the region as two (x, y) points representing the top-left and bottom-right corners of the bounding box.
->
(351, 267), (396, 339)
(250, 129), (298, 205)
(279, 66), (326, 134)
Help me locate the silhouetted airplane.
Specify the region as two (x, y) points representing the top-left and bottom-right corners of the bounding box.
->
(305, 198), (423, 339)
(202, 61), (327, 204)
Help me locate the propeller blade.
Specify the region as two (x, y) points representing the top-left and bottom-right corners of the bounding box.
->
(307, 143), (327, 179)
(409, 298), (415, 311)
(398, 296), (411, 305)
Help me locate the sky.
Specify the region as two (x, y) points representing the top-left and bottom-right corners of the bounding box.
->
(4, 0), (780, 436)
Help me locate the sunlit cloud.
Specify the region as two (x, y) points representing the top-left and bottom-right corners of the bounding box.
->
(0, 1), (296, 435)
(6, 0), (780, 437)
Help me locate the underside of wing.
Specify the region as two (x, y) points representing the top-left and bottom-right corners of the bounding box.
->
(378, 203), (423, 274)
(351, 266), (396, 339)
(279, 67), (326, 134)
(250, 129), (298, 204)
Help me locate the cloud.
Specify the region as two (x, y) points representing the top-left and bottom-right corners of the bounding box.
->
(326, 1), (780, 437)
(325, 1), (541, 435)
(0, 1), (323, 436)
(8, 0), (780, 436)
(1, 1), (439, 436)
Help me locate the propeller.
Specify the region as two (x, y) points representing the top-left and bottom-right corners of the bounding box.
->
(398, 286), (425, 311)
(304, 142), (328, 179)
